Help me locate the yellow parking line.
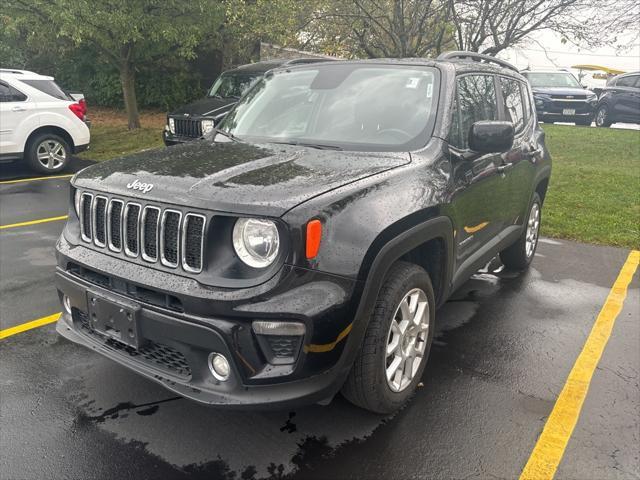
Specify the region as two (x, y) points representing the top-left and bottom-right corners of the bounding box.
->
(0, 174), (73, 185)
(0, 313), (61, 340)
(0, 215), (68, 230)
(520, 250), (639, 480)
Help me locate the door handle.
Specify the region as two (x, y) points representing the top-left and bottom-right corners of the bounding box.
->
(497, 163), (513, 174)
(11, 106), (26, 112)
(525, 148), (543, 160)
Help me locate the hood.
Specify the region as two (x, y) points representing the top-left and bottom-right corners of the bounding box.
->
(168, 96), (236, 118)
(532, 86), (595, 96)
(72, 141), (411, 217)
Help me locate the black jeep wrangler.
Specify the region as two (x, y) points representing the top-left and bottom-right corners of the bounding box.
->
(55, 52), (551, 414)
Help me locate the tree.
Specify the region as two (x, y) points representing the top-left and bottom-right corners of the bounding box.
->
(448, 0), (627, 56)
(302, 0), (454, 58)
(6, 0), (223, 129)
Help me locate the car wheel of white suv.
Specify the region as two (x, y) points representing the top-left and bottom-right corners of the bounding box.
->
(26, 133), (70, 174)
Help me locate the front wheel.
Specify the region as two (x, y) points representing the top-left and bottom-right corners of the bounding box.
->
(595, 105), (612, 127)
(500, 192), (542, 270)
(25, 133), (71, 174)
(342, 261), (435, 414)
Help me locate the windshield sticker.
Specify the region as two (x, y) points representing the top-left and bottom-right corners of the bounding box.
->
(406, 77), (420, 89)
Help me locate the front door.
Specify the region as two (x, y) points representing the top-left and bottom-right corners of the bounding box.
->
(447, 74), (511, 275)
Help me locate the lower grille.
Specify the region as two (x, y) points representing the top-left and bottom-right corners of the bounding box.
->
(173, 118), (203, 138)
(74, 309), (191, 379)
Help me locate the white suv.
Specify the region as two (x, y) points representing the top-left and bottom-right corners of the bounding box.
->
(0, 69), (90, 174)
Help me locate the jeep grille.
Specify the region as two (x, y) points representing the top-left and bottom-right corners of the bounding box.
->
(79, 192), (206, 273)
(172, 117), (203, 138)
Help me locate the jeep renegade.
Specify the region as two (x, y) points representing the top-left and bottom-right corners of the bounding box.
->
(55, 52), (551, 414)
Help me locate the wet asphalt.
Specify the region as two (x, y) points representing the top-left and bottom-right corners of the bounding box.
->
(0, 160), (638, 480)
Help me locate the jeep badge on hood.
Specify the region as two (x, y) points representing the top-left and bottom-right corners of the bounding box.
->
(126, 179), (154, 193)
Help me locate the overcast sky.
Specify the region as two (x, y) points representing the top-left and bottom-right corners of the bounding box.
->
(499, 30), (640, 86)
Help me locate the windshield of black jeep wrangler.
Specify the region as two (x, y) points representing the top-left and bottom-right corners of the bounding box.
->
(208, 73), (261, 99)
(218, 64), (439, 151)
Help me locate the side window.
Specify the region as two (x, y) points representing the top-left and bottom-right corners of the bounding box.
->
(450, 74), (498, 149)
(0, 82), (27, 102)
(520, 82), (534, 123)
(616, 76), (636, 88)
(500, 77), (525, 133)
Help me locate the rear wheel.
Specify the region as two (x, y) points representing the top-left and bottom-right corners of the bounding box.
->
(595, 105), (612, 127)
(25, 133), (70, 174)
(500, 192), (541, 270)
(342, 261), (435, 414)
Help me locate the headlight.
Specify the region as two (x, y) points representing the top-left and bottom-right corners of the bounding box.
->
(232, 218), (280, 268)
(201, 119), (215, 134)
(168, 118), (175, 134)
(74, 189), (81, 217)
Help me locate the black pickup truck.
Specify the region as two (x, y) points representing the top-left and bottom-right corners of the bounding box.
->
(56, 52), (551, 414)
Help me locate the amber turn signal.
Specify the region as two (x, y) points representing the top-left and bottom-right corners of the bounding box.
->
(306, 219), (322, 259)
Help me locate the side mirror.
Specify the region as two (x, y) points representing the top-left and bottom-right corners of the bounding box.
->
(468, 121), (514, 154)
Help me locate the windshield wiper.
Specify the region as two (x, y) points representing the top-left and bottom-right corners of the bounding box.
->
(268, 140), (343, 151)
(212, 128), (243, 143)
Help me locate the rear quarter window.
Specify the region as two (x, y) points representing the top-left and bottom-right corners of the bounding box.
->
(499, 77), (525, 133)
(19, 79), (71, 100)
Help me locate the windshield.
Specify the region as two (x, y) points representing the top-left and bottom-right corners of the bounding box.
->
(218, 64), (439, 151)
(525, 72), (582, 88)
(208, 73), (261, 99)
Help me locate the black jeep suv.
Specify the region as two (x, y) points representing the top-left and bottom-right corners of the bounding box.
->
(163, 58), (331, 146)
(56, 52), (551, 414)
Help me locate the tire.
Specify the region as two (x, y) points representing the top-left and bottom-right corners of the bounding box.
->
(342, 261), (435, 414)
(595, 105), (612, 128)
(500, 192), (542, 270)
(25, 133), (71, 174)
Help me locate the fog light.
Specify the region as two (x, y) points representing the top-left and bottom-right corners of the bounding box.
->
(63, 295), (72, 314)
(208, 353), (230, 381)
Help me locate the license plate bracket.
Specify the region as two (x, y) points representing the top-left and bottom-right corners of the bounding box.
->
(86, 291), (143, 349)
(562, 108), (575, 116)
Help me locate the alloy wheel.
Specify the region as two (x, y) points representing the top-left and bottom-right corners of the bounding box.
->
(36, 140), (67, 170)
(525, 202), (540, 259)
(385, 288), (429, 393)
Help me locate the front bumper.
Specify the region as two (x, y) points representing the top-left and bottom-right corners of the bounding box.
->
(162, 129), (200, 146)
(534, 97), (597, 122)
(55, 237), (360, 408)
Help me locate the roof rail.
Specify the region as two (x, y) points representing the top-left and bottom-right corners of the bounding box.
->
(437, 51), (518, 73)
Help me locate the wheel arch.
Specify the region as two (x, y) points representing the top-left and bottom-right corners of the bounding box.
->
(25, 125), (75, 152)
(355, 215), (454, 314)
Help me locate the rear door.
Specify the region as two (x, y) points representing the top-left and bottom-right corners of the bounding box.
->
(497, 76), (537, 225)
(0, 81), (30, 155)
(448, 73), (510, 273)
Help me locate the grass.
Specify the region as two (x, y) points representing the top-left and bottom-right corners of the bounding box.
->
(78, 108), (164, 161)
(78, 110), (640, 249)
(541, 124), (640, 249)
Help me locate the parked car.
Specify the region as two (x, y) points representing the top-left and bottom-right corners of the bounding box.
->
(521, 70), (598, 125)
(595, 72), (640, 127)
(0, 69), (90, 174)
(56, 52), (551, 414)
(163, 58), (331, 146)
